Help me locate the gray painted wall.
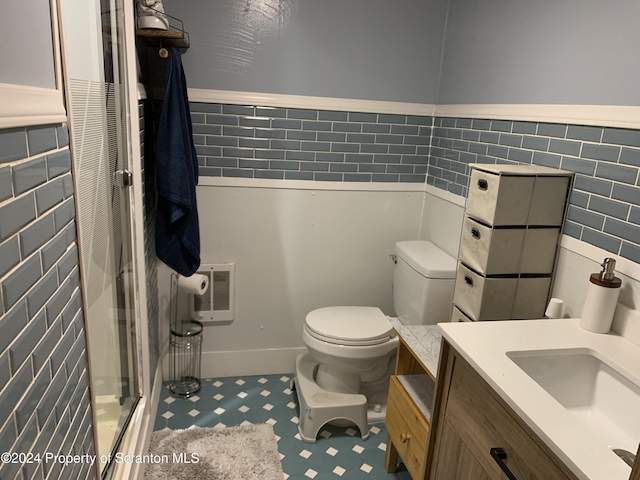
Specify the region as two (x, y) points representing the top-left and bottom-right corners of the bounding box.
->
(0, 0), (57, 89)
(437, 0), (640, 106)
(162, 0), (448, 103)
(162, 0), (640, 107)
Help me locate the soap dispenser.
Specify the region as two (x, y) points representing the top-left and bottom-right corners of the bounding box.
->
(579, 258), (622, 333)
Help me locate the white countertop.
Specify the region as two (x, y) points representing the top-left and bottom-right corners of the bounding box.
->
(438, 318), (640, 480)
(394, 324), (442, 378)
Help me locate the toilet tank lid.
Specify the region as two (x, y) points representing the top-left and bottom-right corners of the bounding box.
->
(394, 241), (456, 279)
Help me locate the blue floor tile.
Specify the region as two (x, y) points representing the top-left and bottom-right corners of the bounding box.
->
(154, 373), (413, 479)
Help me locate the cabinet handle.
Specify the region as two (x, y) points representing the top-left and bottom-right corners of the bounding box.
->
(400, 433), (411, 443)
(490, 448), (518, 480)
(471, 227), (481, 239)
(464, 275), (474, 287)
(477, 178), (489, 191)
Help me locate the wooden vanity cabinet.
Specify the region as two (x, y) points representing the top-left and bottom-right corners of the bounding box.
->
(631, 445), (640, 480)
(434, 418), (490, 480)
(384, 336), (435, 480)
(425, 340), (580, 480)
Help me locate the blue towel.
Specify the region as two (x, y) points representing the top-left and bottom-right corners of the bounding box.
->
(155, 47), (200, 276)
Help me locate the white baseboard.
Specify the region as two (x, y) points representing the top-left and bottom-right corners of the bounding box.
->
(0, 83), (66, 129)
(200, 347), (306, 378)
(174, 87), (640, 129)
(424, 183), (466, 207)
(187, 88), (436, 117)
(198, 176), (426, 192)
(434, 103), (640, 129)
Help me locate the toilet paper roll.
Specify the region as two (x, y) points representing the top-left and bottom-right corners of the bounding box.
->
(177, 273), (209, 295)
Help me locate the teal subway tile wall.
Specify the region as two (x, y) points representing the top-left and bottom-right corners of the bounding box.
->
(188, 103), (639, 264)
(190, 103), (432, 183)
(429, 117), (640, 263)
(0, 124), (94, 480)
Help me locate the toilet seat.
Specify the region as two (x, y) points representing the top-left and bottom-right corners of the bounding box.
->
(304, 306), (395, 346)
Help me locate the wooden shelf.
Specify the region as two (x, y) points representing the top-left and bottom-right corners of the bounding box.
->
(136, 29), (189, 49)
(384, 336), (434, 480)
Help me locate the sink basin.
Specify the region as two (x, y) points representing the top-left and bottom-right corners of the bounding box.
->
(507, 348), (640, 452)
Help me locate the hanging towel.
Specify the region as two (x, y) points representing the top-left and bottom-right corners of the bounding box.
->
(155, 46), (201, 276)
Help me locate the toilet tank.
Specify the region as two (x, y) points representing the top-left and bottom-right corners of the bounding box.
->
(393, 241), (457, 325)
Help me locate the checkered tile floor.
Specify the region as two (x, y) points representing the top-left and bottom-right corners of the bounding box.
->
(154, 374), (411, 479)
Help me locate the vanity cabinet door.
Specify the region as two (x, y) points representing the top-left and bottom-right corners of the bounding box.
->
(433, 418), (490, 480)
(443, 355), (576, 480)
(385, 375), (429, 480)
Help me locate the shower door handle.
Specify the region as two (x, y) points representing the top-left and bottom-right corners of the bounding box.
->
(114, 169), (133, 187)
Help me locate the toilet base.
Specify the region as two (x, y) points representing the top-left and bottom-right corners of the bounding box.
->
(315, 363), (360, 393)
(294, 353), (370, 443)
(360, 375), (391, 423)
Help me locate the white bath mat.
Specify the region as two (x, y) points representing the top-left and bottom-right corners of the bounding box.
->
(144, 424), (284, 480)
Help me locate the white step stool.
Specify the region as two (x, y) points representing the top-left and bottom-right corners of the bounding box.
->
(293, 353), (370, 443)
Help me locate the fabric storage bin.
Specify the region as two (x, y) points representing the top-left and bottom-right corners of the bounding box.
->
(512, 276), (552, 319)
(451, 305), (474, 322)
(519, 227), (561, 274)
(528, 176), (571, 226)
(453, 263), (518, 321)
(466, 169), (535, 226)
(459, 216), (525, 275)
(454, 165), (572, 323)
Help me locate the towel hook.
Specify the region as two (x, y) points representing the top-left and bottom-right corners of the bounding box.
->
(159, 47), (169, 58)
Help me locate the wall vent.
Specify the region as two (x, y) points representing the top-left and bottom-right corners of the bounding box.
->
(190, 263), (235, 323)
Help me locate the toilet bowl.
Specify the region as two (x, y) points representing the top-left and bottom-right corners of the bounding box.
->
(302, 306), (399, 393)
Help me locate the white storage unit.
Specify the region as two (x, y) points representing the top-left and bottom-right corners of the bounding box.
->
(451, 305), (473, 322)
(459, 217), (526, 275)
(452, 164), (573, 322)
(454, 263), (518, 320)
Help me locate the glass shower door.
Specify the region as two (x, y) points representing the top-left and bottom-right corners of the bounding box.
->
(57, 0), (140, 475)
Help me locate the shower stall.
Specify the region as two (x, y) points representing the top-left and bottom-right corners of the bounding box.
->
(57, 0), (151, 477)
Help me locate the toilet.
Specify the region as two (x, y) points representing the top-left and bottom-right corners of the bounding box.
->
(294, 240), (456, 442)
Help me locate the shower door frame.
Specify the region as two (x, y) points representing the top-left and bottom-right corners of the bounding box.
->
(109, 0), (155, 476)
(52, 0), (152, 478)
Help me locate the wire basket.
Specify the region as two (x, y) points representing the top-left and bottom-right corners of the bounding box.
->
(169, 319), (203, 397)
